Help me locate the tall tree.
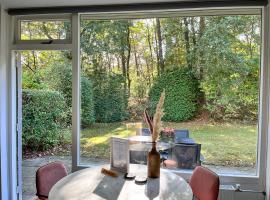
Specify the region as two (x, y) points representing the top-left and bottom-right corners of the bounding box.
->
(198, 16), (206, 80)
(183, 17), (191, 68)
(156, 18), (165, 73)
(126, 24), (131, 96)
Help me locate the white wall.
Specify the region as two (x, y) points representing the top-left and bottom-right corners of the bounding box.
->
(0, 6), (10, 200)
(219, 191), (265, 200)
(0, 7), (17, 200)
(264, 3), (270, 200)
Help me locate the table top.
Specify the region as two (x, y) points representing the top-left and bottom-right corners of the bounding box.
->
(129, 142), (173, 152)
(176, 138), (195, 145)
(128, 135), (152, 142)
(128, 136), (196, 146)
(49, 164), (193, 200)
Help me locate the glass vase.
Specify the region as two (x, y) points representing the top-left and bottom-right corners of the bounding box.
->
(147, 142), (160, 178)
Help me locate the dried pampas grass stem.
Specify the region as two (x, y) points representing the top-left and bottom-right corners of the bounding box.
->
(152, 90), (165, 142)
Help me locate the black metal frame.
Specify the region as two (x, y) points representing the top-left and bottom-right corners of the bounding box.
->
(8, 0), (267, 15)
(172, 143), (201, 169)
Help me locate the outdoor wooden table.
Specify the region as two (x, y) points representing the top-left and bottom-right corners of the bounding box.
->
(176, 138), (196, 145)
(48, 164), (193, 200)
(128, 135), (152, 142)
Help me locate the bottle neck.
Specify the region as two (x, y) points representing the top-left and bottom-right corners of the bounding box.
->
(151, 142), (157, 149)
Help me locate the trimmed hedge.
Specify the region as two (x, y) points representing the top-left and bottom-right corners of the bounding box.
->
(81, 76), (95, 126)
(22, 89), (68, 151)
(92, 73), (129, 123)
(149, 68), (199, 121)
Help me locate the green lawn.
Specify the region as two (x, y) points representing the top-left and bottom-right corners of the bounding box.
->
(80, 122), (257, 167)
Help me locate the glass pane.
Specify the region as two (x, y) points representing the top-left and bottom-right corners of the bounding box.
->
(20, 20), (71, 40)
(80, 14), (261, 176)
(21, 51), (72, 199)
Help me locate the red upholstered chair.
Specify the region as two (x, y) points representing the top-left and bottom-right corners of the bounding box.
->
(36, 161), (68, 200)
(189, 166), (220, 200)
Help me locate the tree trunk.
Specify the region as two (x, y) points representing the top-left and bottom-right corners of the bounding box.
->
(121, 52), (127, 91)
(183, 17), (191, 68)
(156, 18), (165, 73)
(117, 56), (121, 71)
(191, 17), (197, 47)
(198, 17), (206, 106)
(199, 17), (206, 80)
(134, 50), (140, 77)
(154, 27), (160, 76)
(146, 24), (155, 80)
(32, 51), (37, 72)
(126, 24), (131, 96)
(42, 22), (53, 40)
(199, 17), (205, 38)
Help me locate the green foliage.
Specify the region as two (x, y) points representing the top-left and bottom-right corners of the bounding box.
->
(22, 89), (68, 151)
(81, 76), (95, 126)
(149, 68), (199, 121)
(197, 16), (260, 121)
(21, 20), (70, 40)
(48, 63), (95, 126)
(91, 69), (129, 123)
(48, 63), (73, 107)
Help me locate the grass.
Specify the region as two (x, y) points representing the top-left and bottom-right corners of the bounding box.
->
(80, 121), (257, 167)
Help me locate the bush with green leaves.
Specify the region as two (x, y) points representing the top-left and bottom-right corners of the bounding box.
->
(149, 68), (199, 121)
(91, 70), (129, 123)
(81, 76), (95, 126)
(22, 89), (68, 151)
(48, 63), (95, 126)
(197, 16), (260, 121)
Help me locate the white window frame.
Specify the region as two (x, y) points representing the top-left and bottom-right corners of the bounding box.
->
(13, 14), (72, 48)
(78, 7), (268, 191)
(9, 13), (74, 200)
(9, 6), (269, 195)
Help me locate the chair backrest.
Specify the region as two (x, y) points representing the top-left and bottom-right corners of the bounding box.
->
(172, 143), (201, 169)
(36, 161), (68, 199)
(189, 166), (220, 200)
(140, 128), (151, 136)
(174, 130), (189, 143)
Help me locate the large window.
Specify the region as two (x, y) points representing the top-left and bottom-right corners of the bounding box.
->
(12, 12), (266, 199)
(79, 13), (261, 176)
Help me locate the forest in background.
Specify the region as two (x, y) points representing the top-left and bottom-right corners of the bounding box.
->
(21, 15), (261, 151)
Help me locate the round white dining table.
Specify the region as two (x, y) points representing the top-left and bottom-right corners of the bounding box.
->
(48, 164), (193, 200)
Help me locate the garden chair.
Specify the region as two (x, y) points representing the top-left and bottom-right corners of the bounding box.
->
(174, 129), (190, 143)
(136, 128), (151, 136)
(189, 166), (220, 200)
(164, 143), (201, 169)
(36, 161), (68, 200)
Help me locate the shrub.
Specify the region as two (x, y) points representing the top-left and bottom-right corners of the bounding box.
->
(48, 64), (95, 126)
(149, 68), (199, 121)
(92, 71), (129, 123)
(22, 89), (68, 151)
(81, 76), (95, 126)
